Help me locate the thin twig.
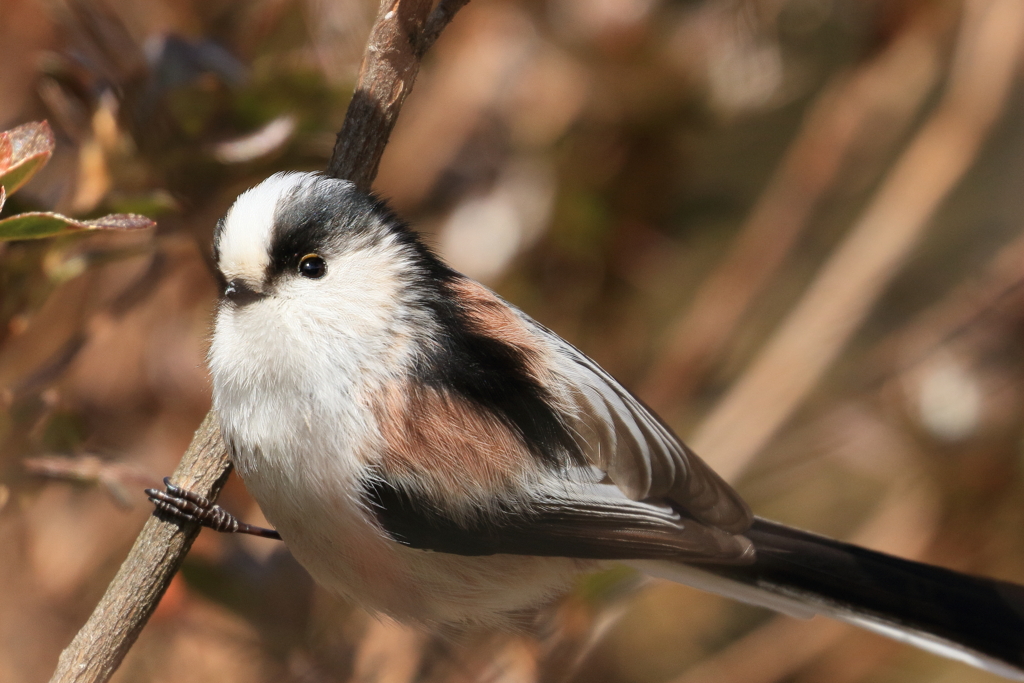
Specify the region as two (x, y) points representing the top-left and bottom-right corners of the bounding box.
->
(48, 0), (466, 680)
(638, 11), (943, 411)
(327, 0), (467, 189)
(23, 454), (158, 509)
(862, 226), (1024, 391)
(690, 0), (1024, 483)
(666, 471), (941, 683)
(47, 413), (230, 683)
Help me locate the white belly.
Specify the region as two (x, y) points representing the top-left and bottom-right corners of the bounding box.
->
(217, 380), (588, 625)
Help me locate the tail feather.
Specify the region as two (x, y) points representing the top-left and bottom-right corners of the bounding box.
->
(633, 518), (1024, 679)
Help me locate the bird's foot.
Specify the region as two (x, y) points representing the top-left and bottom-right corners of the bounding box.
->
(146, 477), (282, 540)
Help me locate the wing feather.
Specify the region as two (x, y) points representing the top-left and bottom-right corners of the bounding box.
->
(533, 321), (753, 534)
(451, 277), (752, 535)
(363, 477), (755, 563)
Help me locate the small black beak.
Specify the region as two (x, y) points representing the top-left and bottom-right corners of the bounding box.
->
(224, 279), (267, 305)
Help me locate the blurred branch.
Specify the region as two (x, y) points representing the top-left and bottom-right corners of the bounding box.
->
(537, 597), (632, 683)
(373, 4), (533, 211)
(691, 218), (1024, 678)
(48, 0), (467, 681)
(865, 224), (1024, 388)
(669, 613), (848, 683)
(351, 617), (427, 683)
(638, 11), (943, 411)
(667, 471), (941, 683)
(418, 0), (471, 58)
(23, 454), (158, 509)
(691, 0), (1024, 482)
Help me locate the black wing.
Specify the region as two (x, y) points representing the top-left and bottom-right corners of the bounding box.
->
(361, 477), (754, 563)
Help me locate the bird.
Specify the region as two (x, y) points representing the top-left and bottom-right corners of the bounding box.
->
(148, 171), (1024, 680)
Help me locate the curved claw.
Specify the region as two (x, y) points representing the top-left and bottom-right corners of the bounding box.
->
(146, 477), (282, 540)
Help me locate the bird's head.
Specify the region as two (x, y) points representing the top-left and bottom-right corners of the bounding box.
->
(213, 172), (426, 310)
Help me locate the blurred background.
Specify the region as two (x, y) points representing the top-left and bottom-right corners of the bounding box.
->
(2, 0), (1024, 681)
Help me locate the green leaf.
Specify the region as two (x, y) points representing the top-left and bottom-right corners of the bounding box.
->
(0, 121), (55, 196)
(0, 211), (155, 241)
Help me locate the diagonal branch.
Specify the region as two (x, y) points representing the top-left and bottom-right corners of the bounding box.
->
(689, 0), (1024, 482)
(327, 0), (468, 189)
(48, 0), (467, 680)
(48, 413), (230, 683)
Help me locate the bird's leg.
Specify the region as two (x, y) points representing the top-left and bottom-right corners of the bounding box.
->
(146, 477), (282, 540)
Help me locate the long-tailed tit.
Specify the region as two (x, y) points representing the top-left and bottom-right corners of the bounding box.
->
(149, 172), (1024, 679)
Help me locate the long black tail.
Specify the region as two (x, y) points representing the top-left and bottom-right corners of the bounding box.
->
(707, 518), (1024, 678)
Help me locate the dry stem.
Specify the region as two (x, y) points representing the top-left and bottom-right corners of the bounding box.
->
(47, 413), (229, 683)
(327, 0), (469, 189)
(638, 11), (943, 411)
(690, 0), (1024, 482)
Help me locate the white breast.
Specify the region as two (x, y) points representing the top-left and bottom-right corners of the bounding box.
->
(210, 296), (591, 623)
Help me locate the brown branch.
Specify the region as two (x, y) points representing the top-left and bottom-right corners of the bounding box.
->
(49, 0), (466, 680)
(689, 0), (1024, 483)
(23, 454), (158, 509)
(637, 9), (944, 412)
(667, 469), (941, 683)
(48, 413), (230, 683)
(327, 0), (466, 189)
(417, 0), (471, 58)
(862, 225), (1024, 390)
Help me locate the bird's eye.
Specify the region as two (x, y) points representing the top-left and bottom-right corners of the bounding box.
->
(298, 254), (327, 279)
